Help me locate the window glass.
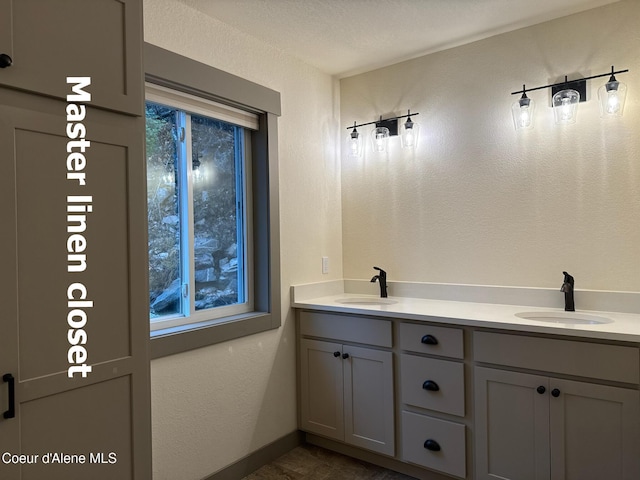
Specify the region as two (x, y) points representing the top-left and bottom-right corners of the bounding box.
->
(190, 114), (246, 311)
(146, 100), (249, 329)
(146, 103), (182, 318)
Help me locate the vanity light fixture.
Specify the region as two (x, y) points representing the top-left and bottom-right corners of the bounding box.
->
(598, 66), (627, 118)
(371, 120), (390, 152)
(347, 121), (363, 157)
(510, 66), (628, 129)
(401, 110), (420, 149)
(511, 85), (535, 130)
(347, 110), (420, 154)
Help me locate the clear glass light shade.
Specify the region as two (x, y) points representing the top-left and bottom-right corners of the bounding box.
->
(511, 96), (535, 130)
(401, 118), (420, 149)
(598, 80), (627, 117)
(552, 89), (580, 125)
(347, 129), (363, 157)
(371, 126), (390, 152)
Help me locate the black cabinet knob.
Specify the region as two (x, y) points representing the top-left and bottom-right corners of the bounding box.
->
(333, 351), (340, 357)
(551, 388), (561, 398)
(342, 353), (350, 359)
(423, 439), (441, 451)
(537, 386), (546, 394)
(0, 53), (12, 68)
(422, 380), (440, 392)
(421, 334), (438, 345)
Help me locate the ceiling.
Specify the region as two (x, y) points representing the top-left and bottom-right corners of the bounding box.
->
(180, 0), (619, 78)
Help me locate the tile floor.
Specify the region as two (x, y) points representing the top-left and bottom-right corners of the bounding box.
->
(242, 444), (417, 480)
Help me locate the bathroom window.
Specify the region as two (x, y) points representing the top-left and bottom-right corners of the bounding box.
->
(146, 85), (255, 331)
(145, 43), (281, 358)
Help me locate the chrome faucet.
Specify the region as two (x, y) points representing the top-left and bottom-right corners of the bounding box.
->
(370, 266), (388, 298)
(560, 271), (575, 311)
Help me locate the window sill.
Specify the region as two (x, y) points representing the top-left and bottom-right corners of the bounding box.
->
(150, 310), (279, 359)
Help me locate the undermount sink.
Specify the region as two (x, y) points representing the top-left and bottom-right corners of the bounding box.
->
(515, 311), (612, 325)
(335, 297), (398, 306)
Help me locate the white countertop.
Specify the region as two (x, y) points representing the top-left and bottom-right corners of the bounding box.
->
(292, 292), (640, 343)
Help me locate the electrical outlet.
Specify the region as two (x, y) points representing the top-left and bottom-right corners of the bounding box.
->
(322, 256), (329, 274)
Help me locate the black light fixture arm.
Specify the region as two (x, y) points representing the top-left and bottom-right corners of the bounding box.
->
(511, 66), (629, 96)
(347, 111), (420, 130)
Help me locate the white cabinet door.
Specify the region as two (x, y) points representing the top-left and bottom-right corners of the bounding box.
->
(549, 379), (640, 480)
(344, 345), (394, 456)
(299, 338), (344, 441)
(475, 367), (550, 480)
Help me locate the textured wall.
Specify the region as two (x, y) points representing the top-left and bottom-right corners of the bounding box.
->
(341, 0), (640, 292)
(144, 1), (342, 479)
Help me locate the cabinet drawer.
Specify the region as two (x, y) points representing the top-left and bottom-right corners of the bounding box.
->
(402, 411), (466, 478)
(401, 354), (465, 416)
(300, 311), (392, 347)
(399, 323), (463, 358)
(474, 331), (640, 384)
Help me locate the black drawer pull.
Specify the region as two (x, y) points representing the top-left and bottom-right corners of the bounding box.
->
(422, 380), (440, 392)
(424, 439), (441, 451)
(537, 386), (546, 394)
(333, 351), (340, 357)
(0, 54), (12, 68)
(342, 353), (350, 359)
(3, 373), (15, 419)
(421, 334), (438, 345)
(551, 388), (561, 398)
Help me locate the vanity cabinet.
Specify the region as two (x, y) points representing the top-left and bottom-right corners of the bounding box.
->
(399, 322), (467, 478)
(298, 312), (395, 456)
(296, 304), (640, 480)
(474, 332), (640, 480)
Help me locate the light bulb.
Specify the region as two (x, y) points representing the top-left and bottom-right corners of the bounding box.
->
(375, 133), (385, 150)
(404, 130), (414, 146)
(606, 91), (620, 114)
(350, 138), (359, 155)
(561, 97), (572, 120)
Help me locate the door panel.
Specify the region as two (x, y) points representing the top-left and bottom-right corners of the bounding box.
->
(0, 0), (143, 116)
(0, 90), (150, 479)
(299, 338), (344, 440)
(14, 126), (131, 380)
(475, 366), (550, 480)
(344, 345), (394, 456)
(20, 377), (132, 480)
(550, 379), (640, 480)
